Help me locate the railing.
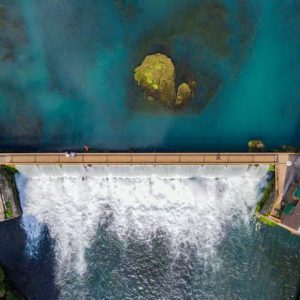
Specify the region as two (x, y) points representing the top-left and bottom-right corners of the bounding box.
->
(0, 152), (279, 165)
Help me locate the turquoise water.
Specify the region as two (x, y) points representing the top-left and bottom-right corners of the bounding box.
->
(1, 0), (300, 151)
(295, 187), (300, 199)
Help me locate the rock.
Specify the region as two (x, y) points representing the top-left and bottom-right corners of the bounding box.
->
(0, 166), (22, 221)
(248, 140), (265, 152)
(134, 53), (176, 106)
(134, 53), (197, 108)
(175, 82), (192, 106)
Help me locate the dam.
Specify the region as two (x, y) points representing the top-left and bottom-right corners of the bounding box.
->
(0, 152), (298, 299)
(0, 152), (295, 235)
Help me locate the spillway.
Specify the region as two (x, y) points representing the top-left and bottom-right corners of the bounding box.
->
(15, 165), (268, 298)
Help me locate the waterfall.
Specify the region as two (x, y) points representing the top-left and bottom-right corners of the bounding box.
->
(15, 164), (267, 178)
(15, 164), (268, 284)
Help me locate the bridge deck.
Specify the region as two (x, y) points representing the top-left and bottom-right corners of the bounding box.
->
(0, 152), (280, 165)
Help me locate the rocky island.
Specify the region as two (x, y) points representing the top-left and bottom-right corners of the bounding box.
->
(134, 53), (195, 108)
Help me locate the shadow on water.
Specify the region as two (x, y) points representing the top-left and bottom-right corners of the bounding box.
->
(82, 224), (199, 300)
(0, 218), (58, 299)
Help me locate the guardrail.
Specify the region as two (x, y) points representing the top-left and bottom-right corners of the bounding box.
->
(0, 153), (279, 165)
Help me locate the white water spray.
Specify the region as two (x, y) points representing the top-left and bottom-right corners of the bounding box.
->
(16, 165), (268, 281)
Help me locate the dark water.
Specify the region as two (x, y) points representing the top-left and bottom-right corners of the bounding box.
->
(1, 217), (300, 299)
(0, 0), (300, 151)
(0, 218), (59, 299)
(0, 165), (297, 300)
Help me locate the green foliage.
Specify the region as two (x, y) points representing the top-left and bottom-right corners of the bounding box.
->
(0, 166), (18, 175)
(258, 215), (278, 227)
(255, 168), (278, 228)
(4, 202), (13, 219)
(268, 164), (275, 172)
(134, 53), (176, 106)
(255, 171), (275, 214)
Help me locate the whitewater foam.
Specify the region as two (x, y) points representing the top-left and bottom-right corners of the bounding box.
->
(16, 165), (268, 282)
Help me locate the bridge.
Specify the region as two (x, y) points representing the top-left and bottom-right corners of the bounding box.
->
(0, 152), (281, 165)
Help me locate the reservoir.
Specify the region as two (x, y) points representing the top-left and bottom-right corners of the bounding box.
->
(0, 0), (300, 151)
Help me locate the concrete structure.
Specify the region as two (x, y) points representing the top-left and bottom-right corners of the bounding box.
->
(0, 167), (22, 221)
(268, 154), (300, 235)
(271, 153), (289, 216)
(1, 152), (298, 234)
(0, 152), (279, 165)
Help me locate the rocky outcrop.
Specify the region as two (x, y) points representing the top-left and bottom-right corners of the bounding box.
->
(248, 140), (265, 152)
(0, 166), (21, 222)
(175, 83), (192, 106)
(134, 53), (195, 108)
(134, 53), (176, 106)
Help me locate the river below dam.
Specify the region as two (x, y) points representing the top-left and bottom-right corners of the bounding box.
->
(0, 165), (300, 299)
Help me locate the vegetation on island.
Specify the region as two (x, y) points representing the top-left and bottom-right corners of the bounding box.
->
(134, 53), (196, 108)
(129, 1), (256, 113)
(0, 266), (24, 300)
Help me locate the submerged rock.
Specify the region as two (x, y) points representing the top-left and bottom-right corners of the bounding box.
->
(134, 53), (176, 106)
(134, 53), (196, 108)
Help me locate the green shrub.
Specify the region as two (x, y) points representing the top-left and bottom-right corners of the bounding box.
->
(0, 166), (18, 175)
(4, 202), (14, 219)
(256, 178), (275, 214)
(258, 215), (278, 227)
